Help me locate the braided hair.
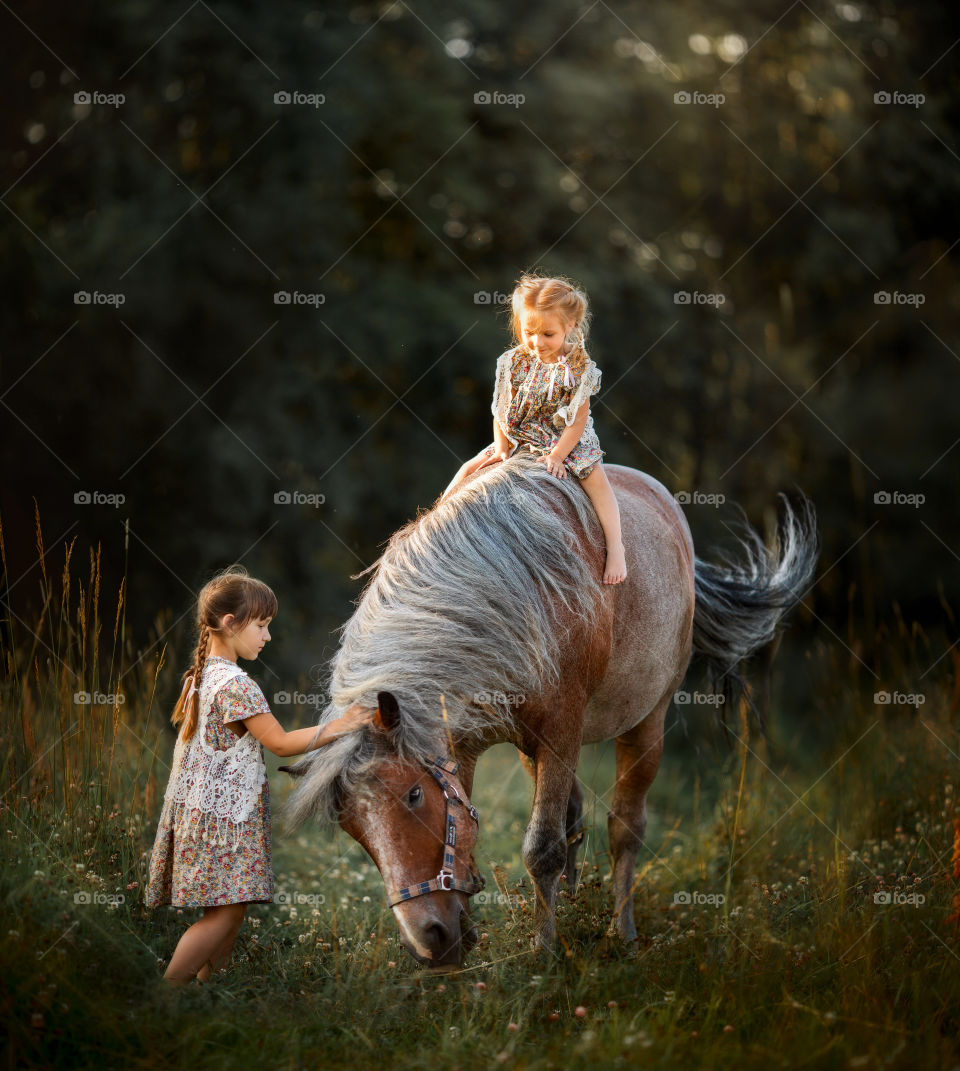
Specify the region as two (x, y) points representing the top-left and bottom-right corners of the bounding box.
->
(171, 565), (278, 740)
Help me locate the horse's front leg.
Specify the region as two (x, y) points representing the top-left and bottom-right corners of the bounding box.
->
(522, 743), (578, 951)
(518, 751), (584, 887)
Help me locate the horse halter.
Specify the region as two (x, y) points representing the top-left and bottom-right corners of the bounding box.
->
(386, 756), (486, 907)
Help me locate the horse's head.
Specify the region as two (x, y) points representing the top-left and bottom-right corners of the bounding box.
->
(338, 691), (483, 968)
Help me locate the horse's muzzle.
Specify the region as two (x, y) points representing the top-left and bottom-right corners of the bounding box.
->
(396, 901), (474, 968)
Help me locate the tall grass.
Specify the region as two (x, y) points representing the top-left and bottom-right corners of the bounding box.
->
(2, 511), (959, 1070)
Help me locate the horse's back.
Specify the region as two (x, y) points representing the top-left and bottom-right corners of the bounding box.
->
(581, 464), (696, 743)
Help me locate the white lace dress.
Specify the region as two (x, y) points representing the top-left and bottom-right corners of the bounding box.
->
(484, 344), (605, 477)
(145, 656), (274, 908)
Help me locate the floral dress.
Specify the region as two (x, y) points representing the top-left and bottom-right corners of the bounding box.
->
(145, 656), (275, 908)
(484, 344), (605, 478)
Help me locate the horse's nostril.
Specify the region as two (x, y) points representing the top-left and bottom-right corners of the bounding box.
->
(425, 921), (449, 948)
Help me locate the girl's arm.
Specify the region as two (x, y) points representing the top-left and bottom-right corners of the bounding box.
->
(234, 704), (373, 757)
(492, 417), (512, 458)
(547, 400), (590, 462)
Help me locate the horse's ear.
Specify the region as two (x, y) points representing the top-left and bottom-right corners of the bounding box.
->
(375, 691), (401, 732)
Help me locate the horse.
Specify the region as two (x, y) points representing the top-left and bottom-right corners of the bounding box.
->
(283, 451), (818, 967)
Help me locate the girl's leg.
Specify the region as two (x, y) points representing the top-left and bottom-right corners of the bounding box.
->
(195, 910), (246, 981)
(579, 465), (627, 585)
(163, 903), (247, 985)
(441, 448), (497, 499)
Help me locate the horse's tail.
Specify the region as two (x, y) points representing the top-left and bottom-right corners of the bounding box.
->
(691, 491), (819, 730)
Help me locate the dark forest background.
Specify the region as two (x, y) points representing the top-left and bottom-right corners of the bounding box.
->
(2, 0), (957, 711)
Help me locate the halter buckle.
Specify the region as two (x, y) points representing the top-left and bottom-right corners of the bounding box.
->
(437, 870), (454, 892)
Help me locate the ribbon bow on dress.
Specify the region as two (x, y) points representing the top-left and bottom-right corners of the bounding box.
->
(546, 351), (576, 401)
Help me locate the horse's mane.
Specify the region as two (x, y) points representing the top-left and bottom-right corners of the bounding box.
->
(284, 451), (603, 829)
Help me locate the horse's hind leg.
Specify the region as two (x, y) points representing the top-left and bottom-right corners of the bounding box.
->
(519, 751), (583, 888)
(607, 701), (667, 944)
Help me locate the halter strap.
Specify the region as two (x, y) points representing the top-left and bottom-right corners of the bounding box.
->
(386, 756), (485, 907)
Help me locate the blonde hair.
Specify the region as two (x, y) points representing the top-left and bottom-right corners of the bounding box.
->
(508, 271), (593, 375)
(172, 565), (278, 741)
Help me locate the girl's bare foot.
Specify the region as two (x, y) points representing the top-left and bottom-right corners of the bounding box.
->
(603, 543), (627, 585)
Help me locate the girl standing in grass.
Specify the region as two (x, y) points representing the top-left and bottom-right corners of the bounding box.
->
(145, 565), (371, 985)
(444, 272), (627, 584)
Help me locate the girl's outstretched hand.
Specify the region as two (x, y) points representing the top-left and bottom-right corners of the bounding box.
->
(327, 704), (375, 738)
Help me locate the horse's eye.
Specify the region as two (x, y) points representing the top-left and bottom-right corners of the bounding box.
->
(408, 786), (423, 807)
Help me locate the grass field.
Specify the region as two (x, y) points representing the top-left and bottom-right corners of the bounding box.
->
(3, 519), (959, 1070)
